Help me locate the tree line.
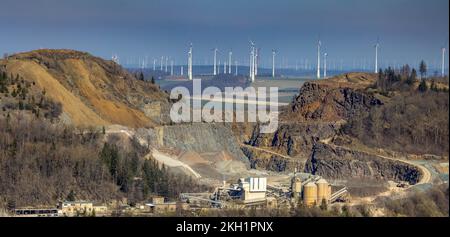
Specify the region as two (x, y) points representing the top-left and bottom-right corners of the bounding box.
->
(376, 61), (448, 93)
(0, 114), (208, 209)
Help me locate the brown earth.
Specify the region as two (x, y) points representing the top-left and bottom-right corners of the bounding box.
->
(0, 49), (170, 128)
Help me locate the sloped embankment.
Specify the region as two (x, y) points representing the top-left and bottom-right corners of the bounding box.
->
(152, 123), (250, 166)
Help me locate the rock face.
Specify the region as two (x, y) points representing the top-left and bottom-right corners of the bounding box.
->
(1, 49), (171, 128)
(244, 74), (393, 179)
(246, 74), (382, 159)
(280, 81), (383, 122)
(241, 146), (304, 172)
(152, 123), (249, 166)
(305, 143), (422, 184)
(247, 122), (340, 158)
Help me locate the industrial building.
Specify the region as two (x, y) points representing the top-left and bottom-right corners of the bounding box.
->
(58, 201), (108, 216)
(237, 177), (267, 203)
(180, 174), (347, 210)
(144, 196), (181, 214)
(286, 172), (349, 207)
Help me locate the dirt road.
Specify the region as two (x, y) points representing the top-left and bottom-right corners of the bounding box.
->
(242, 144), (293, 160)
(150, 149), (202, 178)
(105, 126), (201, 179)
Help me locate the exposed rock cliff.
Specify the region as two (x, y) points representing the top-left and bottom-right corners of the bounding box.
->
(305, 143), (422, 184)
(247, 122), (340, 157)
(280, 80), (383, 123)
(143, 123), (250, 166)
(241, 146), (304, 172)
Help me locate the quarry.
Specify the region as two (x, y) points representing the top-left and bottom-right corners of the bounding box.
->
(0, 49), (448, 217)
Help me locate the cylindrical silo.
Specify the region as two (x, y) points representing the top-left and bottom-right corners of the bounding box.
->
(291, 177), (302, 199)
(328, 186), (332, 200)
(316, 178), (330, 203)
(303, 182), (317, 206)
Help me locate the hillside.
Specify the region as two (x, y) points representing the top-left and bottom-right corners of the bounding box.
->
(0, 49), (171, 128)
(245, 71), (448, 186)
(279, 72), (382, 122)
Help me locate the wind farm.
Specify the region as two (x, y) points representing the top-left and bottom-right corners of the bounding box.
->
(0, 0), (448, 222)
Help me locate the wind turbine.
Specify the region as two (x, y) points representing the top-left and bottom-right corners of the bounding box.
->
(212, 48), (218, 75)
(272, 49), (277, 78)
(255, 48), (259, 76)
(442, 47), (446, 77)
(165, 57), (168, 72)
(235, 60), (238, 76)
(160, 56), (163, 70)
(223, 61), (226, 74)
(153, 59), (156, 71)
(374, 38), (380, 73)
(249, 40), (256, 82)
(112, 54), (119, 64)
(188, 43), (193, 80)
(170, 60), (174, 76)
(317, 39), (321, 79)
(228, 50), (233, 74)
(323, 53), (328, 78)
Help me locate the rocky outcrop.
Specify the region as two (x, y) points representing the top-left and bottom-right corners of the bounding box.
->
(305, 143), (422, 184)
(280, 81), (383, 122)
(247, 122), (340, 158)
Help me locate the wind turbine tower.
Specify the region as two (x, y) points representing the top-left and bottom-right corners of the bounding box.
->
(218, 60), (221, 74)
(255, 48), (259, 76)
(228, 50), (232, 74)
(249, 41), (256, 82)
(272, 49), (276, 78)
(374, 39), (380, 73)
(324, 53), (328, 78)
(188, 43), (193, 80)
(213, 48), (218, 75)
(160, 56), (163, 70)
(170, 60), (174, 76)
(165, 57), (168, 72)
(317, 40), (321, 79)
(235, 60), (238, 76)
(153, 59), (156, 71)
(442, 47), (446, 77)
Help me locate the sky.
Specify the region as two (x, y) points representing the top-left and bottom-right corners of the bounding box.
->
(0, 0), (448, 70)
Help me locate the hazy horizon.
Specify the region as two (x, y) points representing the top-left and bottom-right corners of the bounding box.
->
(1, 0), (448, 71)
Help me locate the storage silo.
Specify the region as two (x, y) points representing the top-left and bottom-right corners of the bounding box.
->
(316, 178), (330, 204)
(291, 177), (302, 199)
(302, 182), (317, 206)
